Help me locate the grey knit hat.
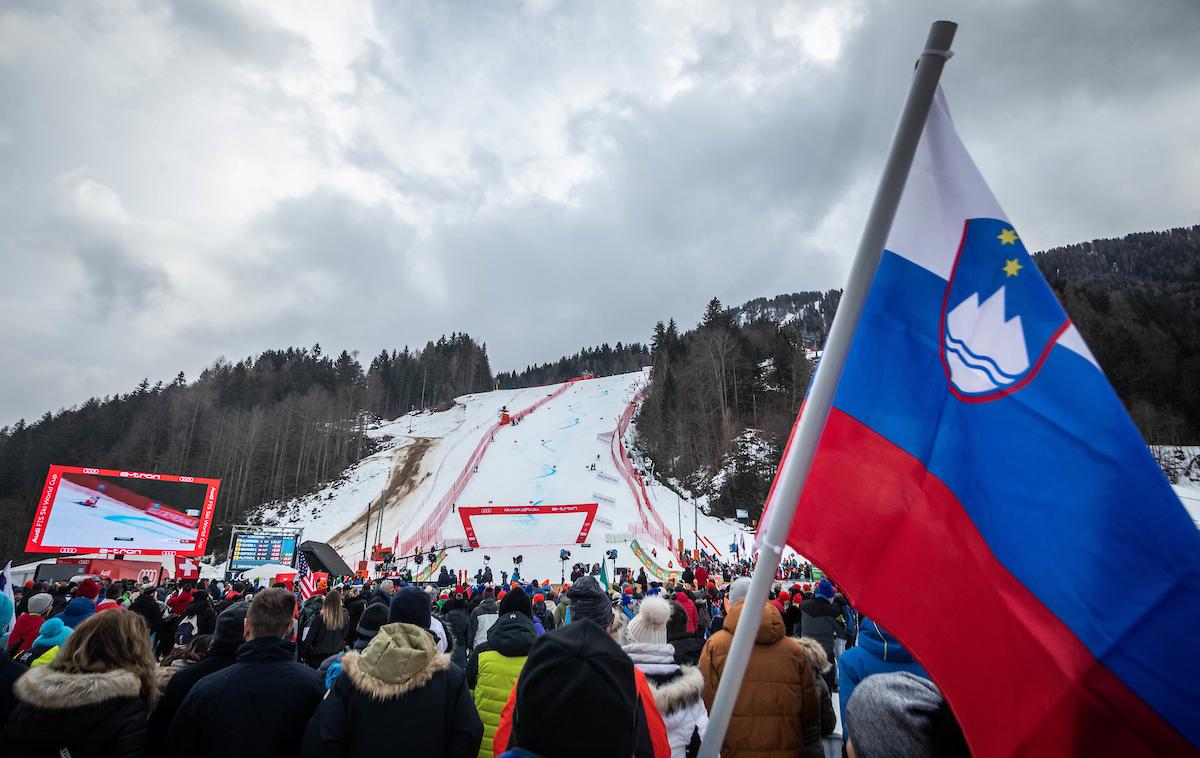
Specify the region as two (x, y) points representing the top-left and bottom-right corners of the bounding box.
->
(566, 575), (613, 629)
(846, 672), (965, 758)
(27, 592), (53, 616)
(728, 577), (752, 606)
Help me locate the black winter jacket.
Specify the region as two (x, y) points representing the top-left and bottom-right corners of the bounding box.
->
(145, 643), (239, 755)
(441, 606), (471, 669)
(163, 637), (324, 758)
(3, 666), (149, 758)
(301, 613), (348, 662)
(799, 597), (847, 660)
(668, 628), (705, 666)
(301, 648), (481, 758)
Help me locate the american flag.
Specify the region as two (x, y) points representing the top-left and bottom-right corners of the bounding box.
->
(297, 552), (316, 600)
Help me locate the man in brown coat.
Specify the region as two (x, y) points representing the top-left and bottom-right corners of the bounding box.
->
(701, 580), (822, 757)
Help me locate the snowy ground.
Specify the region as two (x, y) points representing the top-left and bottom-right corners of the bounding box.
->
(40, 480), (199, 551)
(258, 371), (751, 582)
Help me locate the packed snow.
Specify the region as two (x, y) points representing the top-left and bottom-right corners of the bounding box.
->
(257, 370), (752, 582)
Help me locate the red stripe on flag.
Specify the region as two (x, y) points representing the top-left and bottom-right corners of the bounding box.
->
(791, 409), (1192, 756)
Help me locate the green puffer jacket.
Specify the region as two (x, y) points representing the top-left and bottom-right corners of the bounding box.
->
(466, 611), (537, 758)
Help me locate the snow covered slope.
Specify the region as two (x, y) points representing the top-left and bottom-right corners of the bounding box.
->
(258, 370), (749, 583)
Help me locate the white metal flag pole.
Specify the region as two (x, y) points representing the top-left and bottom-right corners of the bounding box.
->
(698, 20), (957, 758)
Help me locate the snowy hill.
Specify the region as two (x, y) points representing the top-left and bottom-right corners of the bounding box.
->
(256, 370), (749, 583)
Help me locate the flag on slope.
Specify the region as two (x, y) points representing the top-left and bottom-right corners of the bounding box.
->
(762, 89), (1200, 755)
(173, 556), (200, 581)
(297, 551), (316, 600)
(1, 562), (15, 634)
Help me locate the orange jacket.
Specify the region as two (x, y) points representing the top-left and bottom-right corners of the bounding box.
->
(492, 667), (670, 757)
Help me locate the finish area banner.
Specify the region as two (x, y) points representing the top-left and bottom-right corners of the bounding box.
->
(457, 503), (599, 549)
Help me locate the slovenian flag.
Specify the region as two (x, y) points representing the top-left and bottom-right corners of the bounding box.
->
(767, 90), (1200, 754)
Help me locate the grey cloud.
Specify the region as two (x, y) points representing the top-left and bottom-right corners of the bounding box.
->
(1, 1), (1198, 426)
(164, 0), (309, 67)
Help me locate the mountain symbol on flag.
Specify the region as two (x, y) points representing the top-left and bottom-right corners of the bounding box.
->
(944, 286), (1030, 394)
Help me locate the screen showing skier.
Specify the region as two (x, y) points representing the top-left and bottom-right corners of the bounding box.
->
(25, 465), (220, 556)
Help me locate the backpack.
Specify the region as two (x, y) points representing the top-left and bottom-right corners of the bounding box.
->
(175, 615), (199, 645)
(695, 601), (713, 635)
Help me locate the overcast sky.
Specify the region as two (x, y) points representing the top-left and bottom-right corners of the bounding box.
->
(2, 0), (1198, 425)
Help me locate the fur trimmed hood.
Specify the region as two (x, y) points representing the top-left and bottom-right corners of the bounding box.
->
(795, 635), (832, 674)
(342, 649), (450, 701)
(14, 666), (142, 709)
(644, 664), (704, 716)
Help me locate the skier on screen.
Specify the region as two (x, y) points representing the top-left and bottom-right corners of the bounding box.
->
(80, 495), (100, 508)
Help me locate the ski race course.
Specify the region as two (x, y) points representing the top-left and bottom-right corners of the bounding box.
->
(260, 370), (749, 582)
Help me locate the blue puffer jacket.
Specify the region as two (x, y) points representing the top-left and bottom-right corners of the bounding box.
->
(837, 617), (930, 741)
(55, 597), (96, 630)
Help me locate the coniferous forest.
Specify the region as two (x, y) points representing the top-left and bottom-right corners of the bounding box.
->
(1, 224), (1196, 559)
(0, 335), (493, 561)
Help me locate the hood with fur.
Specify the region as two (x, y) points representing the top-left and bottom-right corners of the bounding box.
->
(645, 665), (705, 716)
(795, 636), (832, 674)
(343, 621), (450, 700)
(15, 666), (141, 709)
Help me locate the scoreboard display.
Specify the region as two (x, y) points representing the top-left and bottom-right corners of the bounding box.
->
(228, 528), (301, 572)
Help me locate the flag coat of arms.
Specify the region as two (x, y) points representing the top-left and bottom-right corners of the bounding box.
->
(769, 90), (1200, 755)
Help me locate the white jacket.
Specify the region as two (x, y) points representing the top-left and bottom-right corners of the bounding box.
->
(624, 642), (709, 758)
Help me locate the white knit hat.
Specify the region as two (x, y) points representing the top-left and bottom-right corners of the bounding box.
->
(623, 595), (671, 645)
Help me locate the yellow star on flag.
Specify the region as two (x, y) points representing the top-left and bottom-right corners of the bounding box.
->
(1003, 258), (1023, 277)
(998, 228), (1019, 245)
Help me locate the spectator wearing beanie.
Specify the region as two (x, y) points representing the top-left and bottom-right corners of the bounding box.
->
(493, 618), (670, 758)
(667, 600), (704, 666)
(15, 618), (72, 668)
(701, 584), (822, 758)
(799, 579), (848, 692)
(323, 602), (389, 688)
(564, 575), (615, 630)
(440, 593), (472, 669)
(844, 672), (969, 758)
(302, 621), (482, 758)
(149, 601), (250, 755)
(621, 596), (708, 758)
(467, 588), (537, 758)
(531, 592), (555, 635)
(129, 583), (163, 639)
(675, 591), (700, 635)
(467, 587), (500, 651)
(838, 617), (930, 745)
(389, 586), (453, 656)
(56, 579), (99, 630)
(7, 592), (53, 657)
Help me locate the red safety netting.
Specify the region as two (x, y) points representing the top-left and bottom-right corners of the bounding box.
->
(611, 389), (675, 555)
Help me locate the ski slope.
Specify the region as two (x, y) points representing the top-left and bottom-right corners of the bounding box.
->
(260, 370), (750, 582)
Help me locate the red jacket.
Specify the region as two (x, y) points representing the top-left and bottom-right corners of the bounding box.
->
(6, 614), (45, 655)
(166, 590), (193, 615)
(694, 566), (709, 587)
(492, 667), (670, 757)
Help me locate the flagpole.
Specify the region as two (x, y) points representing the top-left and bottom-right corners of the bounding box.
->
(699, 20), (957, 758)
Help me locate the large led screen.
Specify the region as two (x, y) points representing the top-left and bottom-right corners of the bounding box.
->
(25, 466), (219, 556)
